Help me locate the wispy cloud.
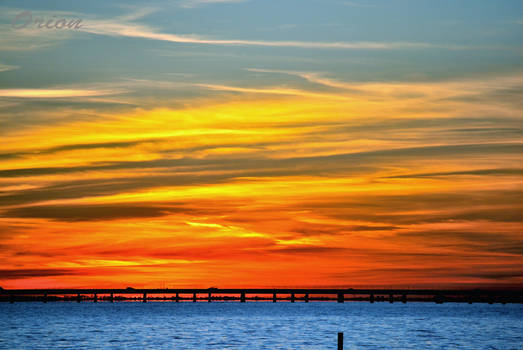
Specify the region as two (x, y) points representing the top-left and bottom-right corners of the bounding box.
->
(246, 68), (523, 101)
(0, 24), (72, 51)
(0, 62), (19, 72)
(194, 83), (350, 100)
(115, 7), (158, 21)
(78, 9), (442, 50)
(0, 78), (187, 101)
(1, 3), (522, 289)
(0, 7), (493, 51)
(245, 68), (356, 90)
(0, 88), (121, 98)
(1, 88), (521, 288)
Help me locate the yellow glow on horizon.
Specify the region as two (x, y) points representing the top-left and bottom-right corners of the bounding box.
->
(1, 82), (521, 289)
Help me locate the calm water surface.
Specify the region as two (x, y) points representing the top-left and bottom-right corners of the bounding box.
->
(1, 302), (522, 349)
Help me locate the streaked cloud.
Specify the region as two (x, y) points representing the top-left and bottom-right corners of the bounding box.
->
(0, 62), (19, 72)
(78, 11), (449, 50)
(0, 6), (508, 53)
(0, 88), (121, 98)
(194, 83), (350, 99)
(1, 1), (522, 289)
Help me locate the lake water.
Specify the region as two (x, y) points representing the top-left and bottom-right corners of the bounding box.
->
(1, 302), (522, 349)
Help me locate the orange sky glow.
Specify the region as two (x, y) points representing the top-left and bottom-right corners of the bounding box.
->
(1, 76), (522, 289)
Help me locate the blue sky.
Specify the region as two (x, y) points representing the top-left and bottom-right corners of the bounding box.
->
(1, 0), (522, 92)
(0, 0), (521, 136)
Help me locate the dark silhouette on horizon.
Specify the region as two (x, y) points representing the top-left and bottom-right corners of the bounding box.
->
(1, 287), (521, 304)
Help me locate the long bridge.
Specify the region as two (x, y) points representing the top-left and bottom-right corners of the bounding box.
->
(1, 288), (521, 304)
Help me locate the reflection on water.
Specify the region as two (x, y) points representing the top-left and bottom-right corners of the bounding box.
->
(1, 302), (522, 349)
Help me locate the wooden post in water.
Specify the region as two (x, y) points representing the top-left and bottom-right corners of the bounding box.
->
(142, 293), (147, 303)
(389, 294), (394, 303)
(291, 293), (295, 303)
(208, 292), (212, 302)
(337, 293), (344, 303)
(110, 293), (114, 303)
(240, 292), (246, 303)
(338, 332), (343, 350)
(175, 293), (179, 302)
(9, 294), (14, 303)
(304, 293), (309, 303)
(370, 293), (374, 303)
(77, 294), (81, 303)
(402, 294), (407, 304)
(94, 294), (98, 303)
(273, 292), (277, 303)
(193, 292), (197, 302)
(43, 293), (47, 303)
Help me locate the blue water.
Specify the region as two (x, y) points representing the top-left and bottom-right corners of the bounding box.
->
(1, 302), (522, 349)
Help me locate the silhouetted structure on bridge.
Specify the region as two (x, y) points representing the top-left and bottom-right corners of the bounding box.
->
(1, 287), (521, 304)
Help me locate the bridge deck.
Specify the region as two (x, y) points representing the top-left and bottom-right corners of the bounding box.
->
(0, 288), (521, 296)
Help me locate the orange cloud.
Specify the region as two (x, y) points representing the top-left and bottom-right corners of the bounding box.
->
(1, 87), (522, 289)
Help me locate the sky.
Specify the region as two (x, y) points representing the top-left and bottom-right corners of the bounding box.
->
(0, 0), (522, 289)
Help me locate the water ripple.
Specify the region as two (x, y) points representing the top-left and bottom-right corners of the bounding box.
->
(0, 302), (522, 349)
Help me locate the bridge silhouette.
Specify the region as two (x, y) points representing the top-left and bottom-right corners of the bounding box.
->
(1, 288), (521, 304)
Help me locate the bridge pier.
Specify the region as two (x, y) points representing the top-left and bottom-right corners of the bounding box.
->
(110, 293), (114, 303)
(43, 293), (47, 303)
(142, 293), (147, 303)
(304, 293), (309, 302)
(337, 293), (344, 303)
(273, 292), (277, 302)
(402, 294), (407, 304)
(77, 294), (81, 303)
(240, 292), (246, 302)
(9, 294), (14, 303)
(208, 292), (212, 302)
(193, 292), (197, 302)
(291, 293), (295, 303)
(389, 294), (394, 303)
(94, 294), (98, 303)
(370, 293), (374, 303)
(175, 293), (179, 302)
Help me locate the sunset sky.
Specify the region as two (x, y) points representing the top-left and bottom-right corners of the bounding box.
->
(0, 0), (522, 289)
